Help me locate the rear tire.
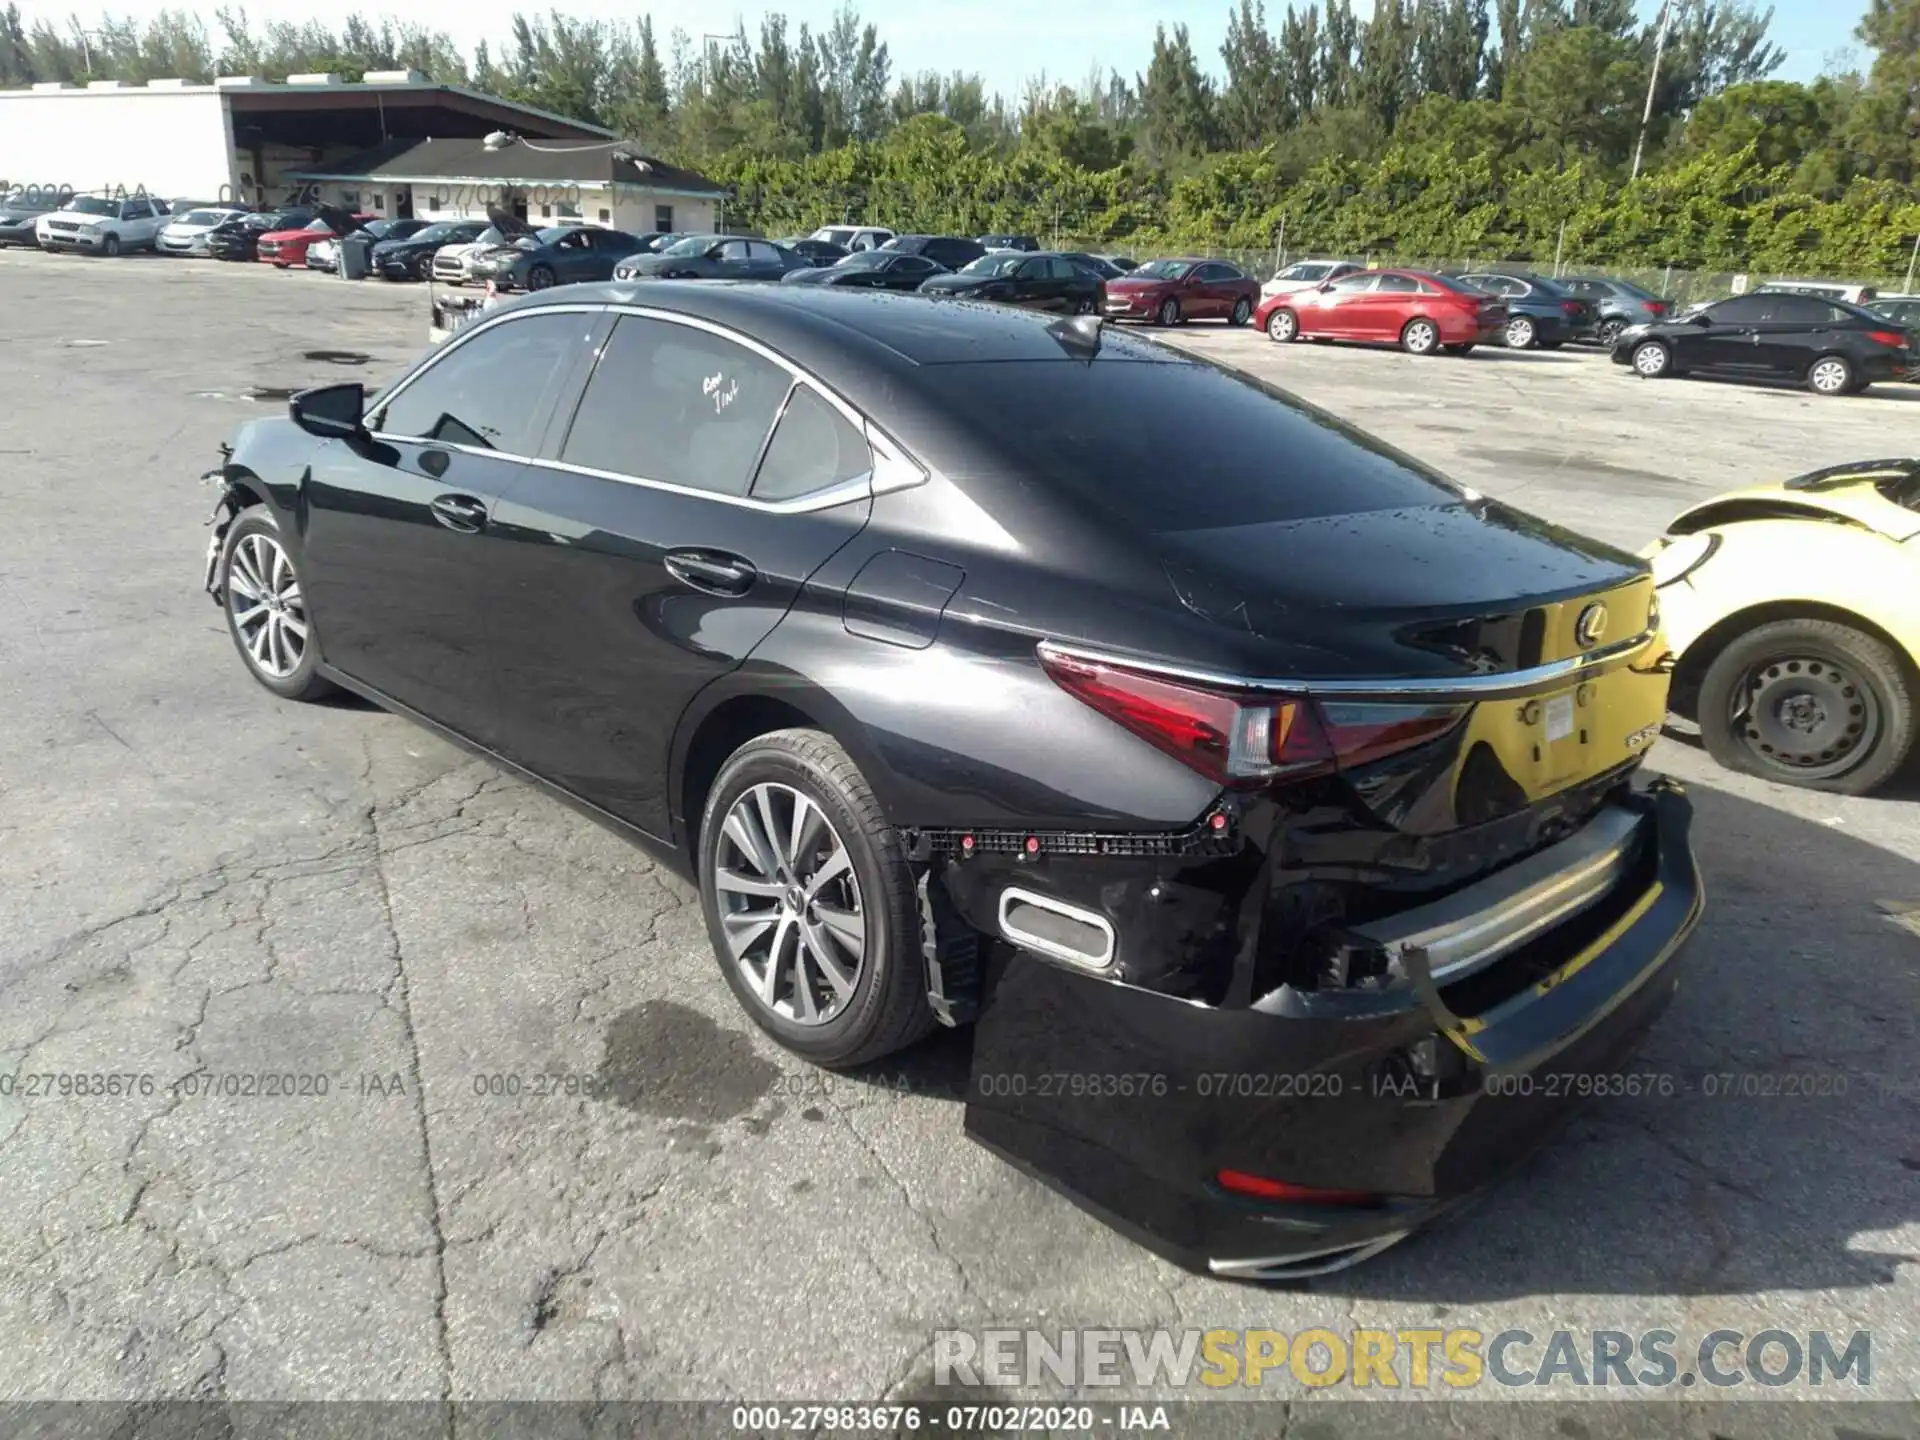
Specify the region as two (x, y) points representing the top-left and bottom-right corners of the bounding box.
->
(698, 729), (936, 1068)
(1504, 315), (1536, 349)
(1597, 318), (1626, 346)
(1401, 317), (1441, 355)
(1229, 298), (1252, 326)
(1807, 354), (1853, 396)
(1697, 619), (1914, 795)
(1266, 308), (1298, 343)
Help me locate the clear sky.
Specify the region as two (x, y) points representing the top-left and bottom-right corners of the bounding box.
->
(75, 0), (1869, 101)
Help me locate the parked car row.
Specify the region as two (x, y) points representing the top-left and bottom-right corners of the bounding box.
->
(1249, 263), (1914, 396)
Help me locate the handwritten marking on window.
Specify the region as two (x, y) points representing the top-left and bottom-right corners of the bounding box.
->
(703, 371), (738, 415)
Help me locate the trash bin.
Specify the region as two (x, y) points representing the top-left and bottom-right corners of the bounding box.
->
(338, 235), (372, 281)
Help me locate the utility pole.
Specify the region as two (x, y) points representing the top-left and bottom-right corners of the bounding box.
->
(1906, 230), (1920, 294)
(1630, 0), (1673, 182)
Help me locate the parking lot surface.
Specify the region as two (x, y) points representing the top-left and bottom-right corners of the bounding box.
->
(2, 254), (1918, 1416)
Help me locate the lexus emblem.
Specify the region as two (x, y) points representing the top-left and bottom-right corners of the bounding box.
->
(1574, 602), (1610, 648)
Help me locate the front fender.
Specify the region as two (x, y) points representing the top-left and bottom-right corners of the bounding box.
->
(1657, 519), (1920, 659)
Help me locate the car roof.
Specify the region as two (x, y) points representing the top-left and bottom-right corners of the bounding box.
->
(486, 280), (1178, 374)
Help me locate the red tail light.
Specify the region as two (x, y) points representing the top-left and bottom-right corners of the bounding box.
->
(1038, 649), (1464, 788)
(1866, 329), (1907, 349)
(1216, 1169), (1380, 1206)
(1644, 300), (1668, 316)
(1561, 300), (1580, 316)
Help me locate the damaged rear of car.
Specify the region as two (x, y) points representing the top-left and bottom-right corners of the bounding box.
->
(857, 340), (1703, 1277)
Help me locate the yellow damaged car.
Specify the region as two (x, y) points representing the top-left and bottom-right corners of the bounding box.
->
(1642, 458), (1920, 794)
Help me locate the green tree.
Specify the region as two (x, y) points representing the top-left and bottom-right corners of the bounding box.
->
(1220, 0), (1294, 145)
(1136, 23), (1220, 162)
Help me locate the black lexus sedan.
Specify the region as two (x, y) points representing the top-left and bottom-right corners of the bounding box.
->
(373, 218), (489, 280)
(918, 251), (1104, 312)
(206, 208), (313, 262)
(1452, 269), (1597, 349)
(197, 283), (1701, 1278)
(1612, 290), (1912, 396)
(781, 249), (948, 290)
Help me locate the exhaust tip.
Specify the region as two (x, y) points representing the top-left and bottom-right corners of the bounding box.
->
(999, 888), (1115, 970)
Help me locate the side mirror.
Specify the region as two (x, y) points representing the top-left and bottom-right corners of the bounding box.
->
(290, 382), (367, 441)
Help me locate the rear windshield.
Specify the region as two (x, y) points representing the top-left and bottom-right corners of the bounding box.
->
(928, 359), (1464, 532)
(1427, 273), (1486, 295)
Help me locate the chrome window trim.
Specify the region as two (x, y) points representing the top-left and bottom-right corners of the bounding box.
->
(1035, 629), (1661, 703)
(368, 300), (931, 512)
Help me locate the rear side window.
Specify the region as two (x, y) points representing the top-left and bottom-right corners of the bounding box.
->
(1329, 273), (1377, 293)
(377, 311), (588, 454)
(560, 315), (790, 497)
(751, 387), (871, 501)
(1771, 296), (1849, 325)
(1374, 273), (1421, 293)
(926, 359), (1464, 533)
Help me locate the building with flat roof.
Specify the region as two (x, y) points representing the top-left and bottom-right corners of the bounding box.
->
(0, 73), (619, 213)
(286, 135), (728, 235)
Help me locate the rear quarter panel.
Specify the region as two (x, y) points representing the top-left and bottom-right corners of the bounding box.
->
(1656, 519), (1920, 660)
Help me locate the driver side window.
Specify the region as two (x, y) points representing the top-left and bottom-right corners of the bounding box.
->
(717, 240), (748, 262)
(1329, 273), (1377, 294)
(374, 312), (590, 454)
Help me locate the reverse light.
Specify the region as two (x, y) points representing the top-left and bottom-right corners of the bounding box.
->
(1216, 1169), (1380, 1206)
(1038, 648), (1465, 788)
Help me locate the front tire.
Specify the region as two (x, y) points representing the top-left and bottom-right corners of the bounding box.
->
(1697, 619), (1914, 795)
(1265, 308), (1297, 343)
(698, 729), (935, 1067)
(219, 507), (336, 702)
(1401, 317), (1440, 355)
(528, 263), (556, 291)
(1229, 298), (1252, 326)
(101, 233), (122, 257)
(1631, 340), (1672, 378)
(1156, 297), (1181, 326)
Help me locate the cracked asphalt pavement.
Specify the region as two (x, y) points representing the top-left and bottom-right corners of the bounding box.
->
(1, 253), (1916, 1418)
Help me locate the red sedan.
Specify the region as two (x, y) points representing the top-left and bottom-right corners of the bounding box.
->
(1255, 268), (1509, 355)
(257, 212), (372, 268)
(1102, 258), (1263, 327)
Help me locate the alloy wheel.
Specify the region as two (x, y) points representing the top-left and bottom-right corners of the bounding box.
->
(1808, 357), (1851, 395)
(1506, 316), (1535, 349)
(1267, 309), (1297, 342)
(1731, 654), (1881, 782)
(1074, 296), (1096, 314)
(1598, 318), (1624, 346)
(713, 782), (865, 1027)
(1158, 298), (1180, 326)
(1632, 341), (1669, 377)
(1403, 319), (1439, 355)
(225, 532), (308, 680)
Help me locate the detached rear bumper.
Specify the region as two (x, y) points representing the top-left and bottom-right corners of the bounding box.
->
(963, 780), (1702, 1278)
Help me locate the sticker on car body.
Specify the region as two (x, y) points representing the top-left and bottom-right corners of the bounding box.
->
(1545, 693), (1576, 743)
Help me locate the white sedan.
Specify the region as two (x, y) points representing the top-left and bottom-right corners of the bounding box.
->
(1260, 257), (1364, 299)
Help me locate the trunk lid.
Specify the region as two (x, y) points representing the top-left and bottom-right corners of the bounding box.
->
(1152, 499), (1666, 827)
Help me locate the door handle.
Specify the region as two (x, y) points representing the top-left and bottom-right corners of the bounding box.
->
(430, 493), (487, 533)
(664, 549), (757, 597)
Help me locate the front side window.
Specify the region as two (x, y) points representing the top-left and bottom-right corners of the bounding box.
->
(376, 311), (588, 454)
(717, 240), (749, 262)
(559, 315), (792, 498)
(1280, 262), (1329, 281)
(1707, 295), (1774, 324)
(751, 386), (871, 502)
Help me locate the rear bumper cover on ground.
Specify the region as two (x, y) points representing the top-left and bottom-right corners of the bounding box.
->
(962, 780), (1702, 1277)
